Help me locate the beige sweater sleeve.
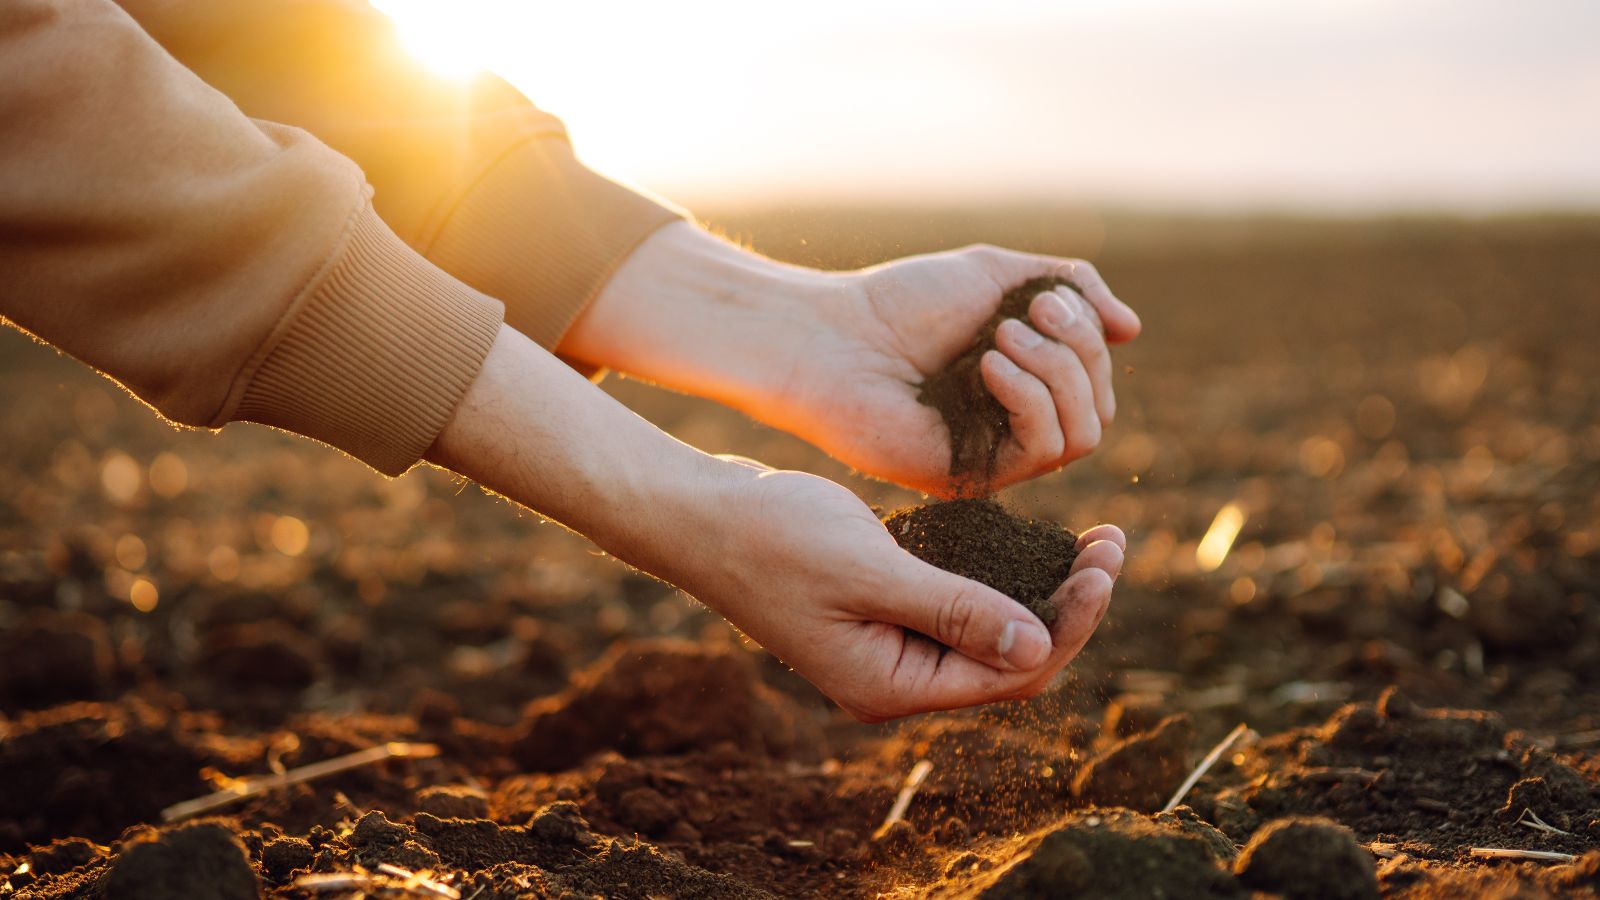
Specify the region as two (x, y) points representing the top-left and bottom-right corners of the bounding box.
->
(120, 0), (685, 354)
(0, 0), (505, 475)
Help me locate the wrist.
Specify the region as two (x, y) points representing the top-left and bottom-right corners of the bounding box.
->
(559, 222), (846, 413)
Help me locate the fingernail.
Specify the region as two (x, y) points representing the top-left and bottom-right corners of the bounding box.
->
(988, 350), (1021, 376)
(1045, 292), (1076, 328)
(998, 619), (1050, 670)
(1005, 318), (1043, 349)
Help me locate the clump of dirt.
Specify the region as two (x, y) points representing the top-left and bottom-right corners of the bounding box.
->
(1072, 713), (1195, 812)
(918, 275), (1075, 485)
(964, 808), (1243, 899)
(1232, 816), (1378, 900)
(882, 498), (1078, 624)
(101, 821), (261, 900)
(1199, 687), (1600, 858)
(511, 639), (820, 772)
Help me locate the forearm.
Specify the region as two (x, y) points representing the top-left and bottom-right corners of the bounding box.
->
(558, 222), (844, 410)
(0, 0), (502, 476)
(425, 324), (736, 581)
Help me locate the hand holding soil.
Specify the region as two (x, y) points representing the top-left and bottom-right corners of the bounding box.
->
(568, 225), (1140, 498)
(786, 245), (1140, 497)
(665, 466), (1126, 722)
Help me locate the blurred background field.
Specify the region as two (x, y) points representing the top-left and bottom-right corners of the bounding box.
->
(4, 207), (1598, 896)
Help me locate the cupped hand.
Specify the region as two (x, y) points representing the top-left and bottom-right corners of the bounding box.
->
(778, 245), (1142, 497)
(676, 465), (1125, 722)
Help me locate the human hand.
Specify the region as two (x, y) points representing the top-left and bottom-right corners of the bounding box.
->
(779, 246), (1143, 496)
(563, 226), (1141, 498)
(669, 465), (1125, 722)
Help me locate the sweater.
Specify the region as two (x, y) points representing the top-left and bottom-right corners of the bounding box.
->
(0, 0), (681, 474)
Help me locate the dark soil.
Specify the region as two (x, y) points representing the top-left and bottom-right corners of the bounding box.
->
(918, 275), (1075, 488)
(882, 498), (1079, 624)
(3, 216), (1600, 898)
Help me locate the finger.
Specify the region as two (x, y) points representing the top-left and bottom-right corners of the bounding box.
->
(992, 319), (1101, 465)
(1077, 523), (1127, 552)
(979, 349), (1065, 469)
(866, 555), (1054, 674)
(1030, 289), (1115, 429)
(1071, 539), (1124, 580)
(1006, 566), (1116, 699)
(867, 566), (1115, 718)
(1058, 259), (1141, 344)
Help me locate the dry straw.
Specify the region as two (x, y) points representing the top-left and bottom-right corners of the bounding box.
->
(162, 742), (439, 822)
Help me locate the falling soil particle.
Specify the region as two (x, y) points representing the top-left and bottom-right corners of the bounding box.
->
(917, 275), (1075, 486)
(882, 498), (1078, 624)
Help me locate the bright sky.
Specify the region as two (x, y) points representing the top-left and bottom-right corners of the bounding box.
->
(373, 0), (1600, 212)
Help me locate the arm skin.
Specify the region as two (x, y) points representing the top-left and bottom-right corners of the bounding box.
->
(427, 324), (1125, 722)
(560, 221), (1143, 498)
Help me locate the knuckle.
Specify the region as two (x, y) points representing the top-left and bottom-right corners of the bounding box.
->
(935, 589), (979, 649)
(1065, 420), (1102, 460)
(1030, 426), (1065, 462)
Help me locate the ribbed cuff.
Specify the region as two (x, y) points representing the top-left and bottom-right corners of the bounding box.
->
(421, 137), (684, 351)
(225, 205), (505, 476)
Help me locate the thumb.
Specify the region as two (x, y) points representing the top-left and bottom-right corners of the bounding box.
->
(871, 557), (1053, 673)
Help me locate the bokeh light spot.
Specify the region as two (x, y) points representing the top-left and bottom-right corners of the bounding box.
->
(271, 516), (311, 557)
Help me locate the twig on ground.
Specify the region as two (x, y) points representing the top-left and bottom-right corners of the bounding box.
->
(873, 759), (934, 839)
(1161, 722), (1253, 814)
(1365, 842), (1400, 859)
(295, 864), (461, 899)
(375, 864), (461, 899)
(1515, 808), (1574, 837)
(295, 872), (371, 893)
(162, 742), (440, 822)
(1469, 847), (1577, 863)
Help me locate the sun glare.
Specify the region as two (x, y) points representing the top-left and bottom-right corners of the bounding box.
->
(371, 0), (504, 79)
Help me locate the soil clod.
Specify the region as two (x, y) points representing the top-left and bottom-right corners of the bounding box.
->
(882, 499), (1078, 624)
(102, 822), (262, 900)
(511, 640), (816, 772)
(1073, 714), (1196, 812)
(1234, 816), (1379, 900)
(971, 809), (1243, 899)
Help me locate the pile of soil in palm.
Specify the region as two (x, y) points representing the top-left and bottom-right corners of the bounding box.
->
(882, 498), (1078, 624)
(918, 275), (1075, 486)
